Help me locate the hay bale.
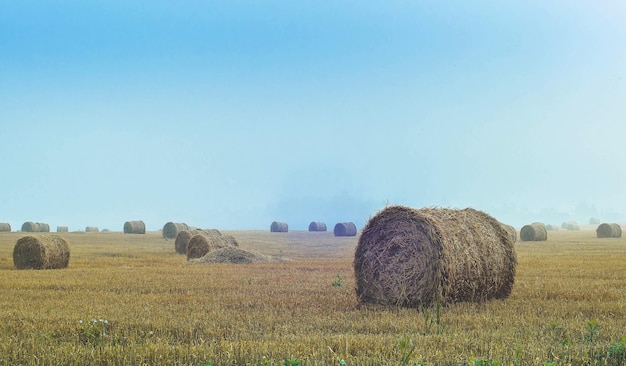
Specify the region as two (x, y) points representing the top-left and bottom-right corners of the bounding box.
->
(520, 223), (548, 241)
(85, 226), (99, 233)
(354, 206), (516, 308)
(13, 235), (70, 270)
(334, 222), (357, 237)
(308, 221), (327, 232)
(561, 221), (577, 229)
(21, 222), (50, 232)
(566, 223), (580, 231)
(589, 217), (601, 225)
(185, 230), (238, 260)
(162, 222), (190, 239)
(187, 247), (286, 264)
(0, 223), (11, 232)
(270, 221), (288, 232)
(545, 224), (559, 231)
(175, 230), (197, 255)
(123, 220), (146, 234)
(500, 223), (517, 243)
(56, 226), (69, 233)
(596, 223), (622, 238)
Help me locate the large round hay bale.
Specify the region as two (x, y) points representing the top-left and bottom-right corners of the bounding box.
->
(520, 223), (548, 241)
(184, 230), (238, 259)
(589, 217), (601, 225)
(21, 222), (50, 232)
(56, 226), (69, 233)
(500, 223), (517, 243)
(162, 222), (190, 239)
(308, 221), (327, 232)
(0, 223), (11, 232)
(334, 222), (357, 237)
(354, 206), (516, 308)
(85, 226), (99, 233)
(270, 221), (288, 233)
(561, 221), (577, 229)
(566, 223), (580, 231)
(175, 230), (197, 255)
(13, 235), (70, 270)
(596, 223), (622, 238)
(123, 220), (146, 234)
(545, 224), (559, 231)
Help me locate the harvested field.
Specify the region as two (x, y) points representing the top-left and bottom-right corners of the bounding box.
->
(0, 229), (625, 364)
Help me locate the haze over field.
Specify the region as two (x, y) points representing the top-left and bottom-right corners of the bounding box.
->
(1, 1), (625, 231)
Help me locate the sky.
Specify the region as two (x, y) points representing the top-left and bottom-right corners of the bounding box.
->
(1, 1), (625, 231)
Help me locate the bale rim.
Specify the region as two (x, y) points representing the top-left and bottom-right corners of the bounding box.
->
(354, 205), (516, 308)
(13, 235), (70, 270)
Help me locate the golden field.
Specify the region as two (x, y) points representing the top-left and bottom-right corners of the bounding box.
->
(0, 228), (625, 365)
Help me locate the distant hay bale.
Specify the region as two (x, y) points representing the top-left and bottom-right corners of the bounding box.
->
(354, 206), (516, 308)
(545, 224), (560, 231)
(270, 221), (288, 233)
(500, 223), (517, 243)
(123, 220), (146, 234)
(589, 217), (601, 225)
(185, 230), (239, 260)
(561, 221), (577, 229)
(21, 222), (50, 232)
(85, 226), (99, 233)
(175, 230), (197, 255)
(334, 222), (357, 237)
(308, 221), (327, 232)
(0, 223), (11, 232)
(56, 226), (69, 233)
(13, 235), (70, 270)
(520, 223), (548, 241)
(596, 223), (622, 238)
(162, 222), (190, 239)
(566, 223), (580, 231)
(187, 247), (287, 264)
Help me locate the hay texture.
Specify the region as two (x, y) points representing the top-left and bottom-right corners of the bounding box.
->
(124, 220), (146, 234)
(0, 223), (10, 232)
(187, 247), (287, 265)
(270, 221), (288, 233)
(85, 226), (99, 233)
(13, 235), (70, 270)
(334, 222), (357, 237)
(308, 221), (327, 232)
(520, 223), (548, 241)
(21, 222), (50, 232)
(56, 226), (69, 233)
(500, 223), (517, 243)
(162, 222), (190, 239)
(186, 230), (239, 260)
(354, 206), (516, 308)
(596, 223), (622, 238)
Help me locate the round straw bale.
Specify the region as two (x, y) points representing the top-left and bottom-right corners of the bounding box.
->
(500, 223), (517, 243)
(0, 223), (11, 232)
(520, 223), (548, 241)
(123, 220), (146, 234)
(561, 221), (577, 229)
(175, 229), (197, 255)
(334, 222), (357, 237)
(308, 221), (327, 232)
(589, 217), (601, 225)
(13, 235), (70, 270)
(162, 222), (190, 239)
(596, 223), (622, 238)
(85, 226), (99, 233)
(186, 230), (227, 260)
(21, 222), (50, 232)
(354, 206), (516, 308)
(566, 223), (580, 231)
(545, 224), (559, 231)
(270, 221), (288, 232)
(56, 226), (69, 233)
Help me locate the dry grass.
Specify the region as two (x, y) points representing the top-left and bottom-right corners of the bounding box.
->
(0, 229), (625, 364)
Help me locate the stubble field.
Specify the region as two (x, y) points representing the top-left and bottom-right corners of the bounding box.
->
(0, 228), (625, 365)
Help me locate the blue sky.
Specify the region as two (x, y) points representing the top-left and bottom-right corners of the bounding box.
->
(1, 1), (625, 231)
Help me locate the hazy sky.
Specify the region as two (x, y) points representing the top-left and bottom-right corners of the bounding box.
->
(1, 1), (625, 231)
